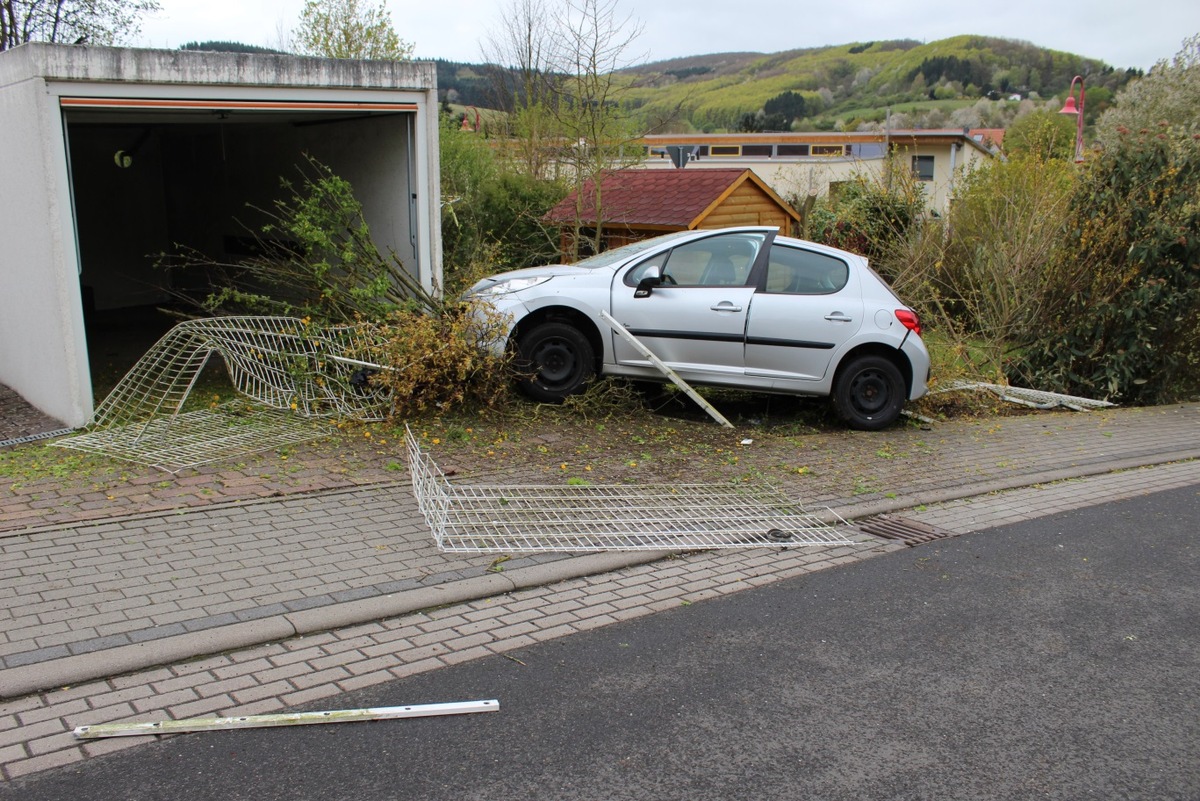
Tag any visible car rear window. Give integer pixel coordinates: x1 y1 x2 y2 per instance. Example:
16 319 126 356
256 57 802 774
763 245 849 294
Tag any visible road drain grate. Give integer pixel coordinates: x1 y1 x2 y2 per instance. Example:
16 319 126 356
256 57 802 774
0 428 76 449
856 515 957 546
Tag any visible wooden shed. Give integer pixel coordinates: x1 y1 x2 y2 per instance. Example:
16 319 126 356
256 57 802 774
544 168 801 260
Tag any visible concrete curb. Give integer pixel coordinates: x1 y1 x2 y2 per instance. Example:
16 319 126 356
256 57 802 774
2 450 1196 699
0 619 294 699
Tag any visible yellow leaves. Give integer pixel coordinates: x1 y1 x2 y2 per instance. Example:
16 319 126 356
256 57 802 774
366 305 509 418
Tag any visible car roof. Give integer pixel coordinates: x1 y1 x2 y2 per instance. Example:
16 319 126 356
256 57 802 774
570 227 866 271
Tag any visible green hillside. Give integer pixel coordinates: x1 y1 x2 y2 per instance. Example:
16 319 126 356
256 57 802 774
438 35 1142 134
618 35 1138 132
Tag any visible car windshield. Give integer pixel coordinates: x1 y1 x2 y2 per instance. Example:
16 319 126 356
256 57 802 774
572 231 696 269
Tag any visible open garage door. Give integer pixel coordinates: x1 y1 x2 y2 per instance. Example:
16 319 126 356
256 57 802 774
61 96 425 392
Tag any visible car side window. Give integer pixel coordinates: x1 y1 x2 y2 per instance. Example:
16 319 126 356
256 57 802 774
625 233 763 288
624 252 669 286
764 245 849 294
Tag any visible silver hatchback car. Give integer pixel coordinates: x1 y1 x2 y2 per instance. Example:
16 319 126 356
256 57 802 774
468 227 930 430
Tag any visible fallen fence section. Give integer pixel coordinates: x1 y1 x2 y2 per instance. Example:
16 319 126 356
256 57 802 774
53 316 392 472
937 381 1114 411
74 700 499 739
55 403 328 474
405 426 854 552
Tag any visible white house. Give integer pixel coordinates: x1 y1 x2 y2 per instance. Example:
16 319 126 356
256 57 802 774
640 130 995 219
0 43 441 427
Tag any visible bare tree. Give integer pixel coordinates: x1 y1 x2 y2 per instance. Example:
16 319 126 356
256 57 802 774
292 0 413 60
550 0 646 258
481 0 558 178
1 0 160 51
482 0 648 260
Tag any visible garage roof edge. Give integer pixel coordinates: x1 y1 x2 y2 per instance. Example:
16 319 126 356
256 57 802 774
0 43 436 92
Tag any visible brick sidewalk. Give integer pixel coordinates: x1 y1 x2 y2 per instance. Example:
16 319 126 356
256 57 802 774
2 402 1197 687
3 457 1199 781
1 402 1198 780
4 403 1198 535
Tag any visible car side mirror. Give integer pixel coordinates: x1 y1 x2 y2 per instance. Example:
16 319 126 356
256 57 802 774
634 276 661 298
634 267 663 298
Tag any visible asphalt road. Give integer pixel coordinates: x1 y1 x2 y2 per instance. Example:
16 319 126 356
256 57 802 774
6 484 1199 801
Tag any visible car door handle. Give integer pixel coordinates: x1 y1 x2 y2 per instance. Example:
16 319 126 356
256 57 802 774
824 312 853 322
710 302 743 312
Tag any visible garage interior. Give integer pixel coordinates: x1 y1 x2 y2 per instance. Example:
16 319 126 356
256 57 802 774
63 102 422 397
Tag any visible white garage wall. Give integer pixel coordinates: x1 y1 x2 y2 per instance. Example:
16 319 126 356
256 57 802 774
0 43 440 427
0 47 93 426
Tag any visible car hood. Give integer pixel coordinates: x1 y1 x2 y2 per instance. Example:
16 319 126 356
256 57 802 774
468 264 601 294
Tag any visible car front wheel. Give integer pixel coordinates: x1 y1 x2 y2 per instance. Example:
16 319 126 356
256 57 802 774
515 322 595 402
832 355 906 430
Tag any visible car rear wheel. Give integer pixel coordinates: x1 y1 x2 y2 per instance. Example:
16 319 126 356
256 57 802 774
515 322 595 402
832 355 906 430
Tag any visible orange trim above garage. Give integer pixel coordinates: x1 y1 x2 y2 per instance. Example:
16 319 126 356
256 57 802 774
60 97 418 112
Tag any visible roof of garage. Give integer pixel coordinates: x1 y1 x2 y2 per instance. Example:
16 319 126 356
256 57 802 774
0 42 435 91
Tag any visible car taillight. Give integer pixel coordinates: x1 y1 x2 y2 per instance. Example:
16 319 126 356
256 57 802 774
895 309 921 335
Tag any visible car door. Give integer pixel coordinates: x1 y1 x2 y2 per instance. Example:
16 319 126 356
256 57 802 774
608 232 766 378
744 242 864 381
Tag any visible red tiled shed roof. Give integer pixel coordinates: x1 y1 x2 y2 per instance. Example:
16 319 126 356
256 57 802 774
545 168 767 228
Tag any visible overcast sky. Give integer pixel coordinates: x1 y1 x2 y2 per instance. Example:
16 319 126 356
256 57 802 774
134 0 1199 72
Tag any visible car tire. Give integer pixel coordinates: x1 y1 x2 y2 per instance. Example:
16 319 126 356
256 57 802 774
832 355 906 430
515 322 595 402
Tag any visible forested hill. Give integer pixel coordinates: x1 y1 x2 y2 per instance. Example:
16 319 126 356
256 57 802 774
436 34 1143 132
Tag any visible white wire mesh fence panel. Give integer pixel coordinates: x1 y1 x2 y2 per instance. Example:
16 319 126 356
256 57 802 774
405 426 854 552
936 381 1114 411
56 405 328 474
55 317 394 471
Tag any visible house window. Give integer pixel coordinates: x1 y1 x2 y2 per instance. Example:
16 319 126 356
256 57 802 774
710 145 740 157
811 144 847 157
912 155 935 181
776 144 810 156
741 145 773 157
852 143 886 158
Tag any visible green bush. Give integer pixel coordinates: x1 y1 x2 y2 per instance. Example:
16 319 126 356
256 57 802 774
803 160 926 272
1003 110 1077 161
439 118 565 291
1011 126 1200 402
932 153 1076 367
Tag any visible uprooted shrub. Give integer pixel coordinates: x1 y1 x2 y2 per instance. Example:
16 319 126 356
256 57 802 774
157 157 514 417
363 302 512 417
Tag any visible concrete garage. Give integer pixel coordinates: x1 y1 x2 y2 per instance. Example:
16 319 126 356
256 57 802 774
0 44 442 428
